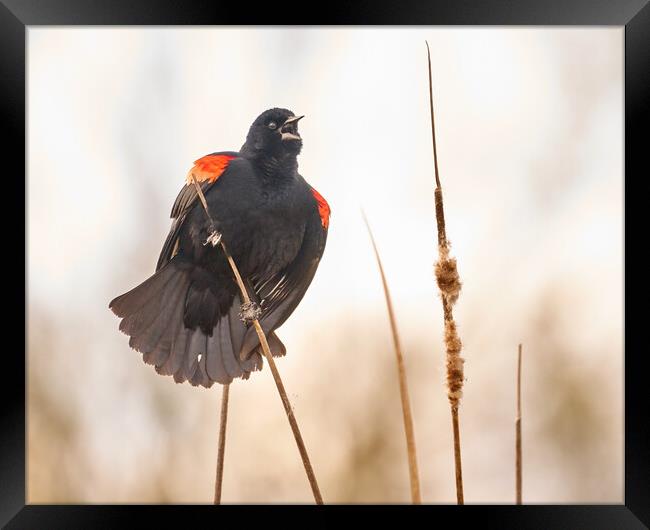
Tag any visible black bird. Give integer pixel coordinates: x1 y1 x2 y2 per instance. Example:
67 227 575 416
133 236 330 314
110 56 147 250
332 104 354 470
109 108 330 388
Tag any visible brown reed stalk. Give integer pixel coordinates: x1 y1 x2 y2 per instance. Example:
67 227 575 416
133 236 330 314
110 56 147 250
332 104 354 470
516 344 522 504
189 174 323 505
362 210 422 504
213 383 230 504
425 40 465 505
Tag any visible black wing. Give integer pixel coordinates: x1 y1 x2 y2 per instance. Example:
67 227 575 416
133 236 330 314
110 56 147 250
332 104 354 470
239 199 328 357
156 151 238 271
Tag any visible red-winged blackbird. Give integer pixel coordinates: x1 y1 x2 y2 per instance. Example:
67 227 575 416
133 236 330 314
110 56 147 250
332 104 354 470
109 108 330 388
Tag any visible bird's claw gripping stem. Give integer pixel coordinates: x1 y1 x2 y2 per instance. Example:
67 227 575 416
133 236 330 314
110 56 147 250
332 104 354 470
204 230 222 247
239 301 262 323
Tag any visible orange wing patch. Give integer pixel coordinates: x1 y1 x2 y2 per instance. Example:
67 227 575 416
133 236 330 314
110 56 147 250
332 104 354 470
310 187 330 229
186 154 237 185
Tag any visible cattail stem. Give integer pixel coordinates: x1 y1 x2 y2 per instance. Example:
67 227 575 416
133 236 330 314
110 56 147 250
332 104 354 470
516 344 523 504
190 174 323 505
214 384 230 504
451 406 464 503
256 329 323 504
362 211 422 504
426 40 465 505
223 252 323 505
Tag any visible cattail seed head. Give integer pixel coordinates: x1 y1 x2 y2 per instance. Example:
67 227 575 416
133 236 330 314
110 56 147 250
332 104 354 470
435 246 462 306
445 319 464 406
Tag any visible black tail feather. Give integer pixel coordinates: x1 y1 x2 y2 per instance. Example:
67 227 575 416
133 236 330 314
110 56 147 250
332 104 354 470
128 272 189 354
220 314 243 379
206 321 230 384
110 264 177 318
111 257 285 388
157 325 190 377
183 328 205 383
144 296 186 369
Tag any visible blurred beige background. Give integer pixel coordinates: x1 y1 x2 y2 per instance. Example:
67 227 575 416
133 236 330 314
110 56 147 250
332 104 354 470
27 27 623 503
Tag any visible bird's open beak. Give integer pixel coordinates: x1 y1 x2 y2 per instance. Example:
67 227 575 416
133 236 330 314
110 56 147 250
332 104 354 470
281 115 304 141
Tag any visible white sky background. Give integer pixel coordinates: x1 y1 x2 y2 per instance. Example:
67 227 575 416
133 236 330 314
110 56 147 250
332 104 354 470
27 28 623 503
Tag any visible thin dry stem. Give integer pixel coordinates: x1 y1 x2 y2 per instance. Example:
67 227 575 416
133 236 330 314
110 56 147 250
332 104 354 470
451 406 464 504
362 210 422 504
426 40 465 505
427 42 441 190
213 383 230 504
225 254 323 505
516 344 523 504
190 174 323 505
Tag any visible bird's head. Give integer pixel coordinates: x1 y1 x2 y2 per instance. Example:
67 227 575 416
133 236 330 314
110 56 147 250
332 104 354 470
242 108 304 158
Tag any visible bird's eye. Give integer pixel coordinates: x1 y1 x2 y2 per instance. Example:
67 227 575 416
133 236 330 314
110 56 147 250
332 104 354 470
268 122 277 130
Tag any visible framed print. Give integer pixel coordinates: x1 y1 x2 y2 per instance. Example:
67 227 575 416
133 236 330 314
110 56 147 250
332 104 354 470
4 0 649 527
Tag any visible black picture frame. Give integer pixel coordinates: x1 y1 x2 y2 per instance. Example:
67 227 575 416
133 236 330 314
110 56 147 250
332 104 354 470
4 1 648 527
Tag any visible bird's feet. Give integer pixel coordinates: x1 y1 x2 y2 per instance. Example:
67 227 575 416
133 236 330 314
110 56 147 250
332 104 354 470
239 301 262 323
204 230 222 247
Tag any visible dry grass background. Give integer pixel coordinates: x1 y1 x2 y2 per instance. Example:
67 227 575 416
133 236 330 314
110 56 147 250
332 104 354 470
27 27 622 503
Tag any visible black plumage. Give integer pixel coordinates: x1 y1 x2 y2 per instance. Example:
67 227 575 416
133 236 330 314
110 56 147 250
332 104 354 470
110 108 329 387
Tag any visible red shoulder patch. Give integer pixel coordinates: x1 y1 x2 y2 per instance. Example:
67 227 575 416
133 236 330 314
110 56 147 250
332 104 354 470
310 187 330 229
186 154 237 185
